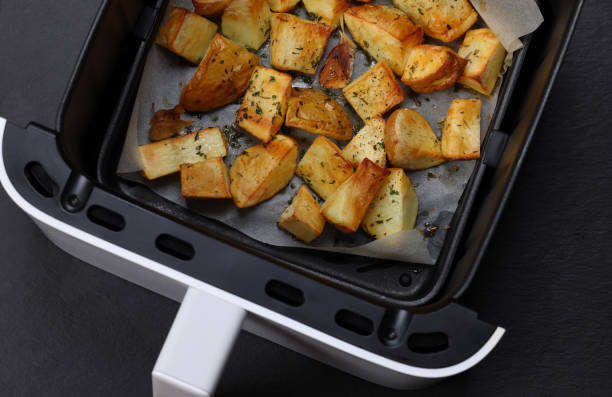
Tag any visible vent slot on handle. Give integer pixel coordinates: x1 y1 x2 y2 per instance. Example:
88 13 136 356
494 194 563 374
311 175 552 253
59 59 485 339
24 162 58 198
155 234 195 261
265 280 304 307
407 332 449 354
87 205 126 232
335 309 374 336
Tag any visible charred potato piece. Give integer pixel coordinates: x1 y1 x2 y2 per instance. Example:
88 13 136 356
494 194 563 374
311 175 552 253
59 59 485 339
229 135 298 208
362 168 418 239
342 117 386 168
222 0 271 50
303 0 349 29
268 0 301 13
320 159 390 233
270 13 331 75
392 0 478 43
139 127 228 180
457 29 507 96
278 185 325 243
180 158 231 198
192 0 232 17
296 136 354 200
441 98 481 160
385 108 444 170
343 60 404 122
236 66 293 142
402 45 466 93
319 31 356 89
344 4 423 76
285 88 353 141
156 7 217 64
148 105 192 141
180 34 260 112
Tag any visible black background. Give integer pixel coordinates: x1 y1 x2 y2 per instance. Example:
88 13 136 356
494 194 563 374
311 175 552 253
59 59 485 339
1 2 611 396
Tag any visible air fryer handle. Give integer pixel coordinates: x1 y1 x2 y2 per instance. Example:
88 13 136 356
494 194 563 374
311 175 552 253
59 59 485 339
152 287 245 397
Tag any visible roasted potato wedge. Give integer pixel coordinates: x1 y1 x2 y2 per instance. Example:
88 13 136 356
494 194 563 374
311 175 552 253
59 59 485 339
180 158 231 198
303 0 349 29
139 127 228 180
180 34 260 112
385 108 445 170
148 105 193 141
192 0 232 17
270 13 331 74
236 66 293 143
268 0 301 12
457 28 507 96
343 60 404 121
278 185 325 243
320 159 390 233
319 31 356 89
222 0 271 50
344 4 423 76
441 98 481 160
285 88 353 141
296 136 354 200
402 45 466 93
230 135 298 208
392 0 478 43
362 168 418 239
156 7 217 64
342 117 386 168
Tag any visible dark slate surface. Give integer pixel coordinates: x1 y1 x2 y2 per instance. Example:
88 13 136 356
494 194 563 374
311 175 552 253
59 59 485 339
1 1 611 396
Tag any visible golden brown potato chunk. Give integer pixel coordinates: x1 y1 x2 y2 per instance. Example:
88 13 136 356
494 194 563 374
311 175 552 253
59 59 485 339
229 135 298 208
392 0 478 42
270 13 331 75
343 60 404 121
401 45 466 92
303 0 349 29
139 127 228 180
156 7 217 64
362 168 418 239
278 185 326 243
385 108 445 170
320 159 390 233
180 34 260 112
344 4 423 76
180 158 232 199
457 29 507 96
236 66 293 143
285 88 353 141
192 0 232 17
222 0 271 50
319 31 356 89
441 98 481 160
342 117 386 168
296 136 354 200
148 105 192 142
268 0 301 13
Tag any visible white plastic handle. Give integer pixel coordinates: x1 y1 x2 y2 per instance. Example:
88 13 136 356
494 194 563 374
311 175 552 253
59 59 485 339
152 287 246 397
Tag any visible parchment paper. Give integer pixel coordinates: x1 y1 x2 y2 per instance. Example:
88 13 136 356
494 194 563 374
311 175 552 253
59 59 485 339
117 0 535 265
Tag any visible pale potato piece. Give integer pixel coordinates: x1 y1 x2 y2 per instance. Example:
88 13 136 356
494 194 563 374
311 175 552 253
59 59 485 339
392 0 478 43
270 13 331 74
318 31 356 89
285 88 353 141
156 7 217 64
342 117 386 168
139 127 228 180
402 45 466 93
441 98 481 160
385 108 445 170
229 135 298 208
362 168 418 239
180 158 231 198
320 159 390 233
344 4 423 76
236 66 292 142
192 0 232 16
180 34 260 112
222 0 271 50
457 28 507 96
268 0 301 12
343 60 404 121
303 0 349 29
278 185 325 243
296 136 354 200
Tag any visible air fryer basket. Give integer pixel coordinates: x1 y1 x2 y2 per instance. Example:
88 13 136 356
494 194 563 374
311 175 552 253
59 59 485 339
1 0 583 370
